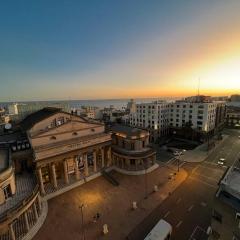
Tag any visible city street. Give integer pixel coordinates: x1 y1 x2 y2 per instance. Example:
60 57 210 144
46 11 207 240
127 129 240 240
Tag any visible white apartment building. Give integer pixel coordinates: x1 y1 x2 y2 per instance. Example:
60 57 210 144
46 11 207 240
129 100 170 142
129 99 221 142
169 101 217 132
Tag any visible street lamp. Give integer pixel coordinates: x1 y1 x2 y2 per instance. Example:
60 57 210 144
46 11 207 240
144 160 148 199
177 149 186 172
79 204 86 240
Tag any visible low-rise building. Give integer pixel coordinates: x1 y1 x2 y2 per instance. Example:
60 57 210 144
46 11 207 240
226 106 240 128
7 101 70 122
210 157 240 239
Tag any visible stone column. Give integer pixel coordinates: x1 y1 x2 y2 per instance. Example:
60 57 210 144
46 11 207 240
107 147 112 167
37 167 45 195
37 194 42 212
9 223 15 240
101 148 105 168
75 157 80 180
24 211 29 231
51 163 58 188
152 154 156 164
33 202 38 220
93 151 97 172
112 154 115 166
63 160 69 184
84 154 89 177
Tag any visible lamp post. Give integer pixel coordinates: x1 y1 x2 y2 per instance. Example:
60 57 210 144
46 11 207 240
144 160 148 199
177 149 186 172
79 204 86 240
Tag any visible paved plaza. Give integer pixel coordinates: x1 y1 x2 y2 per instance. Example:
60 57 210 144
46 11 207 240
34 166 187 240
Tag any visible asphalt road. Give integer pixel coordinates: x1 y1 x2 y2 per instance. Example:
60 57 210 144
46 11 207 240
127 129 240 240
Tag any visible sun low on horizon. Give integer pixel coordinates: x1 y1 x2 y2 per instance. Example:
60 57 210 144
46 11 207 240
0 0 240 101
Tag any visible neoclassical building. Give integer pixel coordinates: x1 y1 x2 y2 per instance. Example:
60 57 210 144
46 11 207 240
21 107 112 197
111 125 157 173
0 108 158 240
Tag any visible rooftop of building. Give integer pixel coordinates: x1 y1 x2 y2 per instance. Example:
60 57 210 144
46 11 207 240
219 156 240 209
20 107 63 131
111 124 148 139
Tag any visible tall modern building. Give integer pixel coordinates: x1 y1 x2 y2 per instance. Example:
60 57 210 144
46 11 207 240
129 100 170 142
129 97 226 142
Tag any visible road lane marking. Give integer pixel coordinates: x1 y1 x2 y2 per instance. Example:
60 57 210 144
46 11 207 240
188 205 194 212
163 211 170 218
189 176 216 189
191 172 221 182
176 220 183 228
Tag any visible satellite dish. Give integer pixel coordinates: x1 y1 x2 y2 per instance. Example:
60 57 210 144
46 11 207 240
5 123 12 130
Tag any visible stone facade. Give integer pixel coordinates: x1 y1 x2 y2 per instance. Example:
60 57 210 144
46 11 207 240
24 109 112 197
0 147 16 205
111 125 156 172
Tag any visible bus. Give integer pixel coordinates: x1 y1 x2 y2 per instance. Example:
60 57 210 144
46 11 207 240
144 219 172 240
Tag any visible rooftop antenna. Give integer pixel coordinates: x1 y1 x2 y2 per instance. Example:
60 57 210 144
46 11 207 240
197 77 200 96
196 77 201 103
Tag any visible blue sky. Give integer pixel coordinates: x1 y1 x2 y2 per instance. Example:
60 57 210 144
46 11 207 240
0 0 240 101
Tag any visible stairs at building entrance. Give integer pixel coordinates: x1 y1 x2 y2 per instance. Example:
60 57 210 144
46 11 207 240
101 170 119 186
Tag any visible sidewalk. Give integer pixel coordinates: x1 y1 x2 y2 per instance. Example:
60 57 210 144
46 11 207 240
181 135 229 163
34 166 187 240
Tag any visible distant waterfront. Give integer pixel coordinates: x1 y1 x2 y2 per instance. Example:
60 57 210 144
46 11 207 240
1 98 240 110
0 97 179 110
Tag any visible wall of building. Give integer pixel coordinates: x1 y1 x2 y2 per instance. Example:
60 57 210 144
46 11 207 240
129 100 224 142
0 166 16 205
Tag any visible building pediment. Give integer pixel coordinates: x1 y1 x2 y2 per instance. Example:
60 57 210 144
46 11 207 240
33 120 102 138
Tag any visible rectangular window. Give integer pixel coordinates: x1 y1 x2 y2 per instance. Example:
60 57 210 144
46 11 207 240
3 185 12 200
131 143 135 150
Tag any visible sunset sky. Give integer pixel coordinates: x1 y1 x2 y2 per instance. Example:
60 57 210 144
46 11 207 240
0 0 240 101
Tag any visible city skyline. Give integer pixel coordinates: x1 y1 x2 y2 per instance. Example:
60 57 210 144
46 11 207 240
0 0 240 101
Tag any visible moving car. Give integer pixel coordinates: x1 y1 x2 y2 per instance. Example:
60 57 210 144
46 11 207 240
217 158 225 165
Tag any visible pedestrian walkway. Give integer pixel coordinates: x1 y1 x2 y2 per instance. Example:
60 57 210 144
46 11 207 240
181 135 229 163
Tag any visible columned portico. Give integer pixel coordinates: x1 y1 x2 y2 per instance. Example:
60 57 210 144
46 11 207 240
51 163 57 189
107 147 112 167
37 167 45 195
63 160 69 184
101 148 105 168
93 150 97 172
84 153 89 177
75 158 80 180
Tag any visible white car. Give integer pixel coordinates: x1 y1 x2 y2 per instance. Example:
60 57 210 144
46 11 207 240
218 158 225 165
